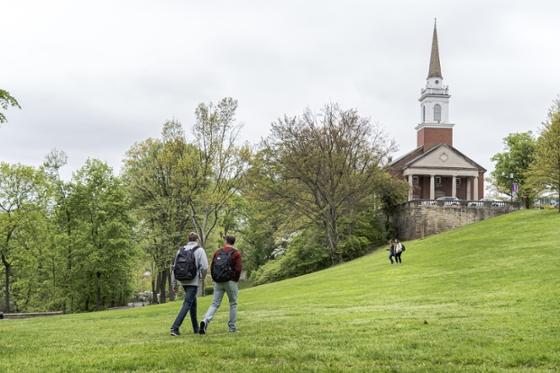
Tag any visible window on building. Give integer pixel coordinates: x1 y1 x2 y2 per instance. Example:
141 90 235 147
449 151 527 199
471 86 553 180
412 176 419 185
422 105 426 122
435 176 442 186
456 178 462 186
434 104 442 122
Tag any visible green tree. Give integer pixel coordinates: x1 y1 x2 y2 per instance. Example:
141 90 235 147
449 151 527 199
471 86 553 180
376 172 409 239
43 149 80 311
69 159 136 311
0 163 47 312
528 111 560 212
0 89 21 124
189 97 249 249
123 122 199 303
257 104 396 264
124 99 248 301
490 132 537 207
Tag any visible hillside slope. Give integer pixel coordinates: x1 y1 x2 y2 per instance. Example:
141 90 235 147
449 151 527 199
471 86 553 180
1 210 559 372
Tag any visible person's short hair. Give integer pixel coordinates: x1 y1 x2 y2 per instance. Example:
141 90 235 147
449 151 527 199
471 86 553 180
225 235 236 245
188 232 199 242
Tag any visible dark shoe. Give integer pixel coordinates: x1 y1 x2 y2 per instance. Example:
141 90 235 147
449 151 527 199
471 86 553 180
170 330 180 337
199 321 207 335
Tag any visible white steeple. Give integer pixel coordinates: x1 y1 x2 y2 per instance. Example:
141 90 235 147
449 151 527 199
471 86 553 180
416 20 454 130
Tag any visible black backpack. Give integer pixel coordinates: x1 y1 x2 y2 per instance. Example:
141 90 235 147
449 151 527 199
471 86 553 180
211 248 235 283
173 246 200 281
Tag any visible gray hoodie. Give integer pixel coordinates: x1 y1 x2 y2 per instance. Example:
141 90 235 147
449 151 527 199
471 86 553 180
171 241 209 288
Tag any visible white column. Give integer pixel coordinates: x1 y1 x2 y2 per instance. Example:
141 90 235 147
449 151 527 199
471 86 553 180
430 175 435 200
452 175 457 198
466 177 471 200
408 175 413 201
473 176 479 200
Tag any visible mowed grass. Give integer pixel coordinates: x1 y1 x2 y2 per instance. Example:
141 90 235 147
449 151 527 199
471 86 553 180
1 210 559 372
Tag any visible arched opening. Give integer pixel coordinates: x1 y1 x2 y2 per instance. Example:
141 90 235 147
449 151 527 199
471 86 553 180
422 105 426 122
434 104 441 122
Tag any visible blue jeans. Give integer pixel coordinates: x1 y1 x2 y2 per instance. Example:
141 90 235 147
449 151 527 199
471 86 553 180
203 281 238 332
171 285 198 333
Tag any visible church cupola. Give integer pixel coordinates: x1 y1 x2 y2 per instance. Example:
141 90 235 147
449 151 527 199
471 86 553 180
416 20 454 149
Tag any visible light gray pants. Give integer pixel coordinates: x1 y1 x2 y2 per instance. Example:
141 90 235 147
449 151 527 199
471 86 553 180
203 281 238 331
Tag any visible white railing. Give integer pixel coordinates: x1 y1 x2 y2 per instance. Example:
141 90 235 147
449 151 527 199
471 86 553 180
404 199 520 209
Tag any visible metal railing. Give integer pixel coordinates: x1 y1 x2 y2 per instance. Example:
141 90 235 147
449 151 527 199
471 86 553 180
403 199 521 209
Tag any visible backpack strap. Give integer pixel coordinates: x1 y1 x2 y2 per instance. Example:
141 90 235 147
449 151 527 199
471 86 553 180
172 246 185 269
192 246 200 269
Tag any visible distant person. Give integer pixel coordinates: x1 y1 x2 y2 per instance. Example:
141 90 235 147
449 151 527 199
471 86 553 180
387 239 396 264
170 232 208 337
394 239 405 264
199 235 242 334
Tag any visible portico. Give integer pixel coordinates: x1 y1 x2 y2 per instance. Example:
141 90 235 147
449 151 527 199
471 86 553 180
398 143 485 201
404 170 480 201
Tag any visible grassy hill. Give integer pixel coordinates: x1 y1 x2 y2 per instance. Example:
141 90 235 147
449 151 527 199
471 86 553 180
1 209 559 372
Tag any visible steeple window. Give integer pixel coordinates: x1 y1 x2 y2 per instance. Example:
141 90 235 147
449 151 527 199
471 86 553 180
422 105 426 122
434 104 441 122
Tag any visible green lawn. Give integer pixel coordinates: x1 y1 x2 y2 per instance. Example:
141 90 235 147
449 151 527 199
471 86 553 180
1 210 559 372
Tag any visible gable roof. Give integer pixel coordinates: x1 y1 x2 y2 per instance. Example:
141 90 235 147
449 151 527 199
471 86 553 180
405 144 486 171
387 146 424 171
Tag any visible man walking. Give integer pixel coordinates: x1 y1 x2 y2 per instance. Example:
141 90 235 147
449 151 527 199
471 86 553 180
199 235 242 334
170 232 208 336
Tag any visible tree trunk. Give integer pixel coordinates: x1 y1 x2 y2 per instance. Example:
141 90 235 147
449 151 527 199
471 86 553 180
66 242 72 312
2 260 10 313
324 209 340 265
167 267 175 301
159 270 167 304
151 273 158 304
95 271 102 311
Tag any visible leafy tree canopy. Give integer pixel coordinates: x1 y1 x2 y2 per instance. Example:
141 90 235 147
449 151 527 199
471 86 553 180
0 89 21 124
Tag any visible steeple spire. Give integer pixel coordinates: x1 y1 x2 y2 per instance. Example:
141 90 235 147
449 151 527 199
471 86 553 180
428 19 442 79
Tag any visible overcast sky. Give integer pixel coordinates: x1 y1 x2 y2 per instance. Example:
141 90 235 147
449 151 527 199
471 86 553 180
1 0 559 181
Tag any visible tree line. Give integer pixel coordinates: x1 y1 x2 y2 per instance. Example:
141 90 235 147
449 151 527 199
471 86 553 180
490 98 560 211
0 97 408 313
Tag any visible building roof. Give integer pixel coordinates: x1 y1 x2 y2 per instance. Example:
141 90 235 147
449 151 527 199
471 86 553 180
388 144 486 173
405 143 486 172
427 20 442 79
387 146 424 170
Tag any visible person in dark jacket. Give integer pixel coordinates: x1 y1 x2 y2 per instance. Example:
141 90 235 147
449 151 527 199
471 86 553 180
170 232 208 336
199 235 242 334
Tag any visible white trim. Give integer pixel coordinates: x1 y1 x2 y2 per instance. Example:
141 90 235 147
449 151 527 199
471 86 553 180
474 176 479 200
452 176 457 198
408 175 413 201
415 123 455 130
404 168 479 177
430 175 435 200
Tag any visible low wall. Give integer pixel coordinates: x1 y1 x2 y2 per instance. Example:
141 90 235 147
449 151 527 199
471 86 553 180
393 200 519 241
0 311 63 319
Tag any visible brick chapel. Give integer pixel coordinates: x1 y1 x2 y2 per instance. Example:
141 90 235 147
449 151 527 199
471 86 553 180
388 22 486 201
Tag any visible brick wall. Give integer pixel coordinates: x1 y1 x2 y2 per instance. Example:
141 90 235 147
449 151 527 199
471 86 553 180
417 127 453 148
